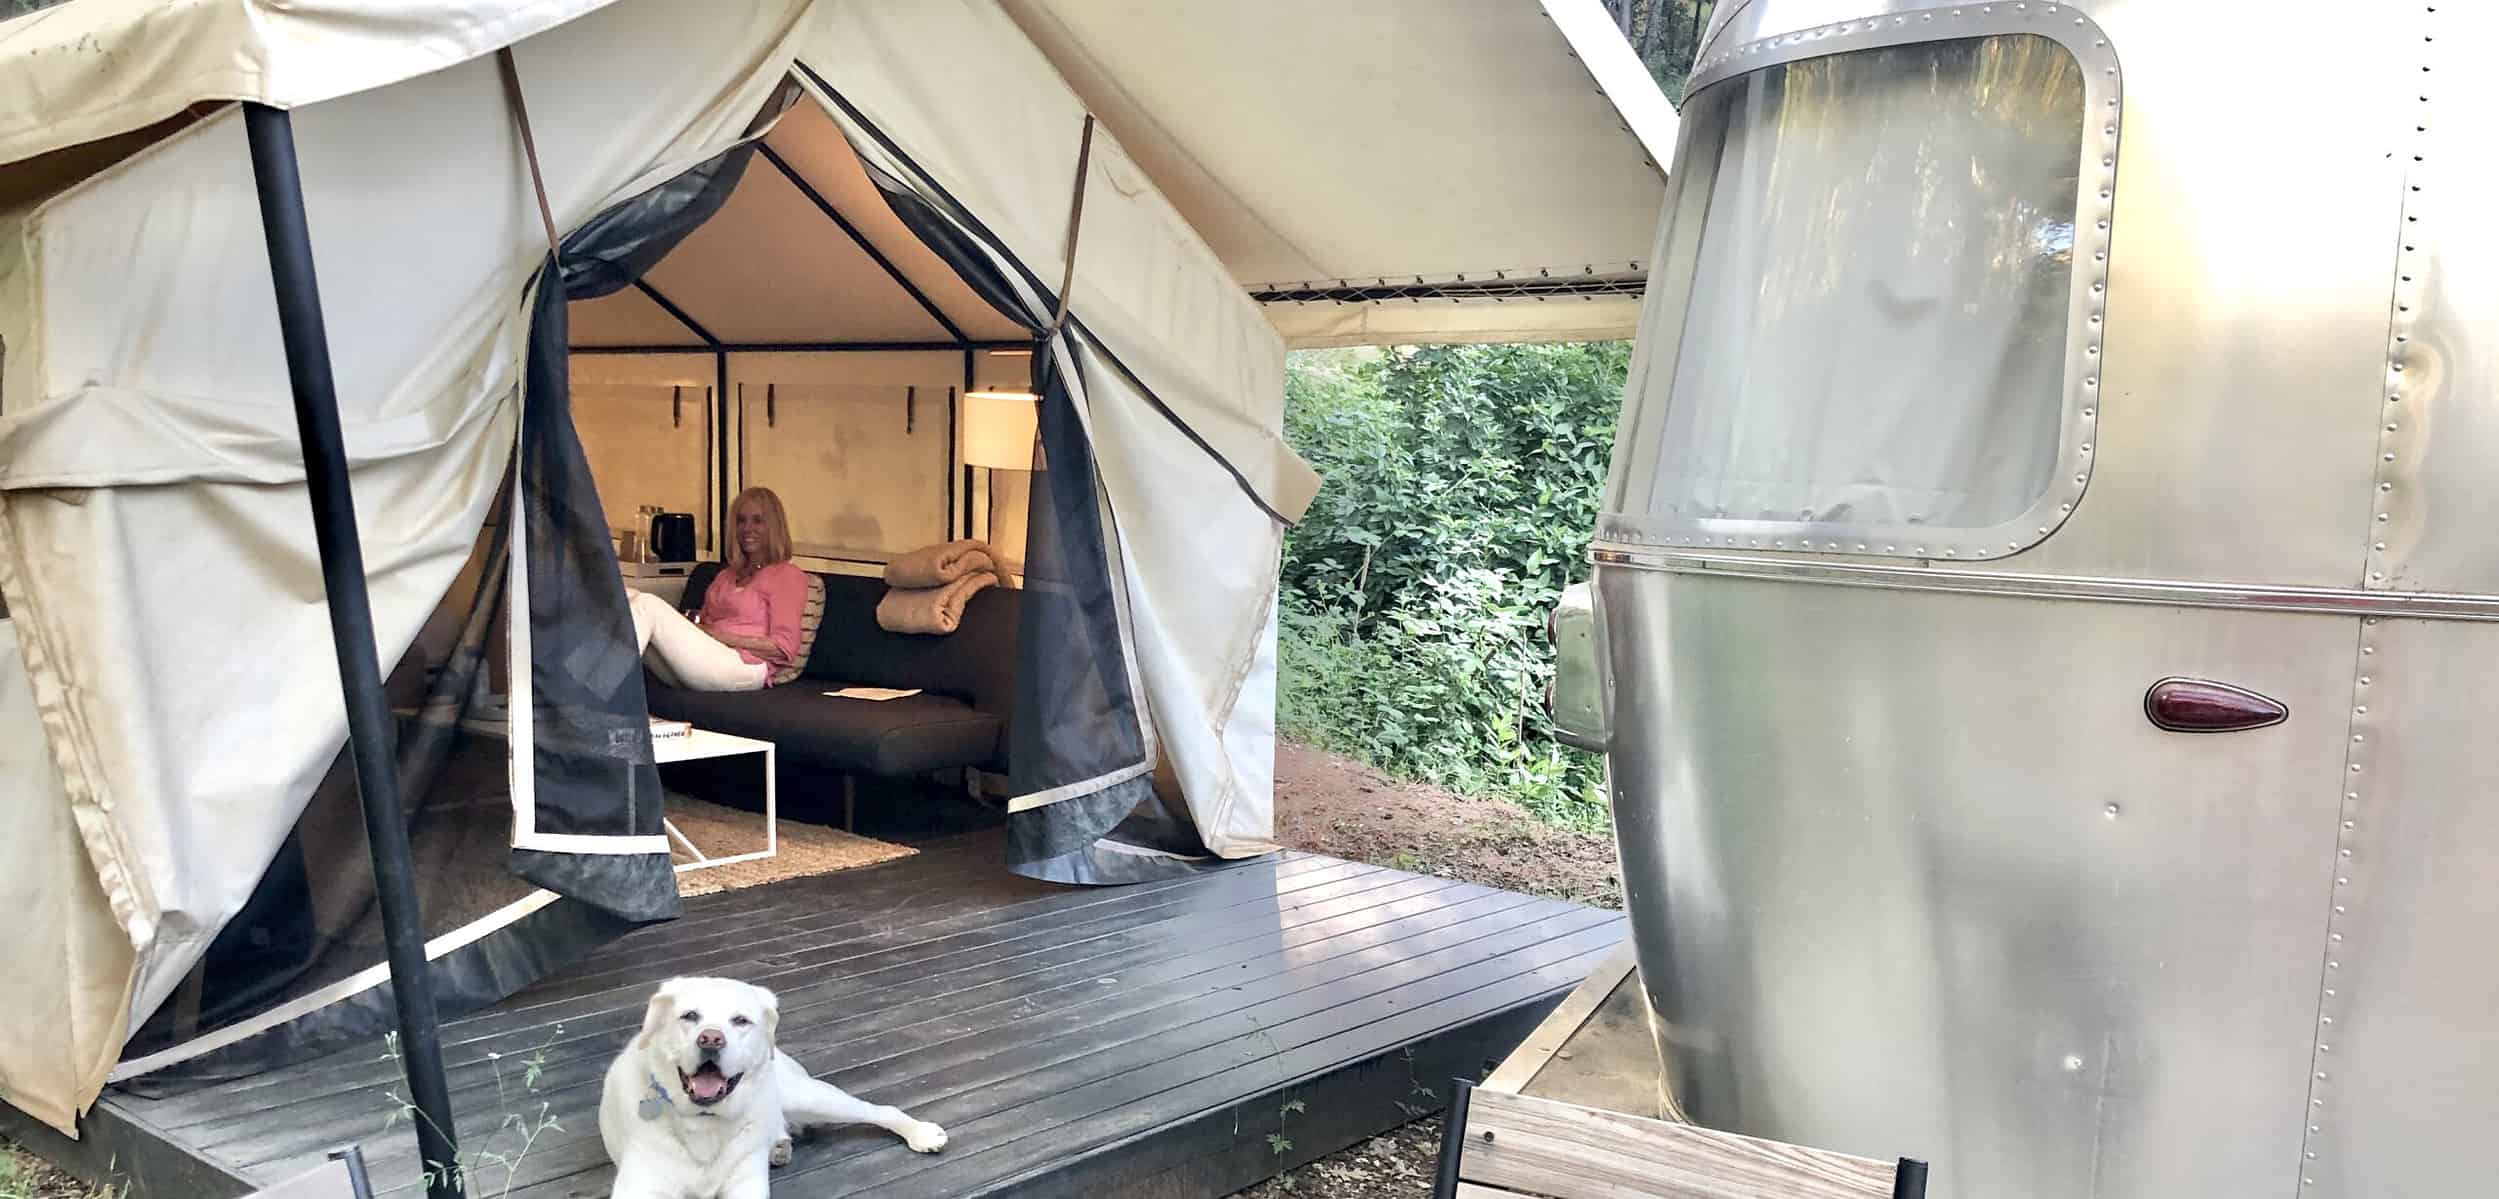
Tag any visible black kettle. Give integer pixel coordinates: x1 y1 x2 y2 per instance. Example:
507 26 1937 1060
649 512 697 563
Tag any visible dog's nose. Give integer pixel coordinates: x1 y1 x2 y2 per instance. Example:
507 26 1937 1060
696 1029 726 1052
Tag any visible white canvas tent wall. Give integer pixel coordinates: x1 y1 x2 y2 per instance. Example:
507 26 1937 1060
0 0 1670 1139
0 0 821 1136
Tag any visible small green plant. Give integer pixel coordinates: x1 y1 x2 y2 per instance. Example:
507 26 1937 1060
1392 1046 1442 1120
380 1023 568 1197
0 1140 124 1199
1268 1096 1307 1157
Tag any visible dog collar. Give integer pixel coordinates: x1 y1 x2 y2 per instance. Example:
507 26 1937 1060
637 1073 676 1121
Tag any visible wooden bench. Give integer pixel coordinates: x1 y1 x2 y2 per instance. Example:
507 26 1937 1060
247 1146 375 1199
1433 1081 1928 1199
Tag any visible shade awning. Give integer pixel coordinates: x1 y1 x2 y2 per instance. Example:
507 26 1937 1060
0 0 630 171
6 0 1676 349
997 0 1676 346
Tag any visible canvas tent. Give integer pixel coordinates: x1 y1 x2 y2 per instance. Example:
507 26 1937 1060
0 0 1670 1139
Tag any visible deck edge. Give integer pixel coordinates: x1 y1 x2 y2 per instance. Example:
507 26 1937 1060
2 1090 255 1199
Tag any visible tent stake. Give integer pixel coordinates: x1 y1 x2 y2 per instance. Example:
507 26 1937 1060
242 102 462 1199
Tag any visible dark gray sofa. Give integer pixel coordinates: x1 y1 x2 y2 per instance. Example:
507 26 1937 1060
645 563 1019 791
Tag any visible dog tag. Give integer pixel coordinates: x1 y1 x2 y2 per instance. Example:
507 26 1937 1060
639 1077 672 1121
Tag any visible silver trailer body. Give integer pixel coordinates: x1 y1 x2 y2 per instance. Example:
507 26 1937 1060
1582 2 2499 1195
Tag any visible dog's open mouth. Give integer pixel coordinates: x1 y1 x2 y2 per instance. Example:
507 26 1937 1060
679 1063 743 1106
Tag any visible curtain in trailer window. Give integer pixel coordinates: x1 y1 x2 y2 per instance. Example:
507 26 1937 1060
1634 34 2086 532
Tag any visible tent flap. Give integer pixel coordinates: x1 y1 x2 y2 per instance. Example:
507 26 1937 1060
0 0 814 1123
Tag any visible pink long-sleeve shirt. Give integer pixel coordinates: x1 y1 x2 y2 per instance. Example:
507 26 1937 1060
699 562 808 668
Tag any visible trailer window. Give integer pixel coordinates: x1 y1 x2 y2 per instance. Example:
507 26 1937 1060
1615 32 2097 553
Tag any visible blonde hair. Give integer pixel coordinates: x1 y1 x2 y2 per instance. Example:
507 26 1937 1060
725 486 794 575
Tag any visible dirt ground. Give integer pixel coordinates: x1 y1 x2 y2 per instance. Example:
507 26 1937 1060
1270 741 1622 912
0 1143 111 1199
1235 741 1622 1199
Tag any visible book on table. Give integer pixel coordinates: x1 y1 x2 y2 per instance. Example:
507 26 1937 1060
649 716 692 739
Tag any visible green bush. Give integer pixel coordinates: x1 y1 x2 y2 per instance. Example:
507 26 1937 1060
1278 343 1626 831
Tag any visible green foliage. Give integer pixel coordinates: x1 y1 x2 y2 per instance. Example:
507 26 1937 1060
1278 343 1626 831
380 1024 566 1197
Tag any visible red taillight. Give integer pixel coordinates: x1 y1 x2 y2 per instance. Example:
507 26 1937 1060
2144 678 2288 733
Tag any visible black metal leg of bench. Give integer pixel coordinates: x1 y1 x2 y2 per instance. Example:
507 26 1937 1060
330 1145 376 1199
1432 1079 1473 1199
842 775 856 832
1893 1157 1930 1199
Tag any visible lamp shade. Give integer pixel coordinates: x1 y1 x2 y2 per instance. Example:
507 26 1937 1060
962 389 1041 470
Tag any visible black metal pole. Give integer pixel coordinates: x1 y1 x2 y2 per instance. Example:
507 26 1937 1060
242 102 463 1199
1892 1157 1931 1199
1430 1079 1473 1199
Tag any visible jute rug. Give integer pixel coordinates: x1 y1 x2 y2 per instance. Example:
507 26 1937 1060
664 794 916 898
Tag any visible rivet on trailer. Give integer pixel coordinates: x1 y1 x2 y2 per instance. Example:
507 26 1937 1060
1526 2 2496 1197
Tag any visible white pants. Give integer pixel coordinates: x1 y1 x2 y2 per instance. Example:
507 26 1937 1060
630 590 769 692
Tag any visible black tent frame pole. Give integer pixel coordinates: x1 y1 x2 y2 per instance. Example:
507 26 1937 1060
241 102 462 1199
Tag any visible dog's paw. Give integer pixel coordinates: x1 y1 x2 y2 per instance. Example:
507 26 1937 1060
901 1121 947 1153
770 1137 794 1167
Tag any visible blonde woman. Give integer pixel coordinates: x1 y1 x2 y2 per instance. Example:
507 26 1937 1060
628 487 808 691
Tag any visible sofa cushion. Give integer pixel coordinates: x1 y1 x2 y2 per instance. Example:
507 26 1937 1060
648 680 1004 777
767 572 827 688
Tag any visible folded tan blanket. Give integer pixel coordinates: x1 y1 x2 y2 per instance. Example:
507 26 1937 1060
876 571 998 635
886 540 996 589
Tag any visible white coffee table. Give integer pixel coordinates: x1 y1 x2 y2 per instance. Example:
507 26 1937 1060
654 727 777 875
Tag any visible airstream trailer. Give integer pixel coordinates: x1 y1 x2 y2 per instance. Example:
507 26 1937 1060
1540 1 2497 1196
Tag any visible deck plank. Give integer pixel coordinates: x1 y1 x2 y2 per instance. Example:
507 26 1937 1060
82 831 1625 1199
816 921 1625 1197
208 858 1403 1168
166 853 1363 1133
445 886 1572 1196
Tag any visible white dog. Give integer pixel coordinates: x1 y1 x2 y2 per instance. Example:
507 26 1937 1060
600 976 946 1198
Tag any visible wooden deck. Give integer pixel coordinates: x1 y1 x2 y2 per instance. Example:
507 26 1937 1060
18 830 1624 1198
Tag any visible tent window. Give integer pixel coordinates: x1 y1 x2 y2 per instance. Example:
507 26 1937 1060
1622 33 2092 543
574 383 714 555
739 382 949 563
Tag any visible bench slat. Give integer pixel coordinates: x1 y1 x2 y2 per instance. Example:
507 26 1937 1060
1460 1088 1898 1199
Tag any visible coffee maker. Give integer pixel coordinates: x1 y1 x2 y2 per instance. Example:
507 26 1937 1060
648 510 697 563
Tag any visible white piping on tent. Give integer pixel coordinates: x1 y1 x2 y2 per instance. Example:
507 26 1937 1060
106 889 562 1084
503 277 668 859
981 152 1168 821
788 29 1294 855
1005 760 1155 815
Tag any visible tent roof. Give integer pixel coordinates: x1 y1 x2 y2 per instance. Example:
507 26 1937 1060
0 0 623 170
569 97 1032 350
3 0 1674 348
999 0 1675 345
